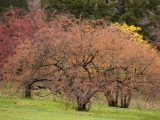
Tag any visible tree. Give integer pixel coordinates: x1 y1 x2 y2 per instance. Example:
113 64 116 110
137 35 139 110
0 0 27 13
154 20 160 50
44 0 160 40
0 7 48 82
2 13 72 98
46 19 159 111
3 39 59 98
103 23 160 108
27 0 41 11
2 11 160 110
1 0 159 41
0 9 32 80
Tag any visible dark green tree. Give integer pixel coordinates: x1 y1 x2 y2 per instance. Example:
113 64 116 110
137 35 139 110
0 0 27 13
43 0 160 40
0 0 160 40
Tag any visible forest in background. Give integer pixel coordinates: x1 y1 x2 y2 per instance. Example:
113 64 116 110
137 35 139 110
0 0 160 41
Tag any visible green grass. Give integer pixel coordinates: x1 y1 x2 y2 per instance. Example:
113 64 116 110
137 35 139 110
0 97 159 120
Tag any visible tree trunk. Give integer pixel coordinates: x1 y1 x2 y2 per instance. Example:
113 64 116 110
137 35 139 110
120 91 132 108
108 99 117 107
76 97 89 111
0 70 2 81
24 83 32 99
105 90 119 107
74 88 96 111
77 102 87 111
27 0 45 20
27 0 42 12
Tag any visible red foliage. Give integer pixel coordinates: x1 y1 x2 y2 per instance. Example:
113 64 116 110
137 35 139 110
2 10 160 110
0 8 44 69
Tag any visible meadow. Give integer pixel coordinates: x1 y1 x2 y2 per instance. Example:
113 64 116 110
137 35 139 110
0 97 159 120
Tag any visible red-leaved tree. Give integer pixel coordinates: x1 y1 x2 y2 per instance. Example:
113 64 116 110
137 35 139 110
0 8 46 80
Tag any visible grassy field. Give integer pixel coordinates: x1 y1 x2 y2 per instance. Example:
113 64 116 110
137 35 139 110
0 97 159 120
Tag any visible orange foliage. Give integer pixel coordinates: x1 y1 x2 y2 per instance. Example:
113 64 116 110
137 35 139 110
2 13 160 110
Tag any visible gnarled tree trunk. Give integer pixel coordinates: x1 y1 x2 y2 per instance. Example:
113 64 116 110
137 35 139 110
0 70 2 81
77 101 87 111
24 83 32 99
24 78 49 99
76 97 89 111
105 90 119 107
120 91 132 108
75 89 96 111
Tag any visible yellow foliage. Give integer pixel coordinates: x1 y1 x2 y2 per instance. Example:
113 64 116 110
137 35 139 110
111 22 160 65
111 23 144 44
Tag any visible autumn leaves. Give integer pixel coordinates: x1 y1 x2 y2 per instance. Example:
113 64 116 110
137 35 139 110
1 11 160 111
